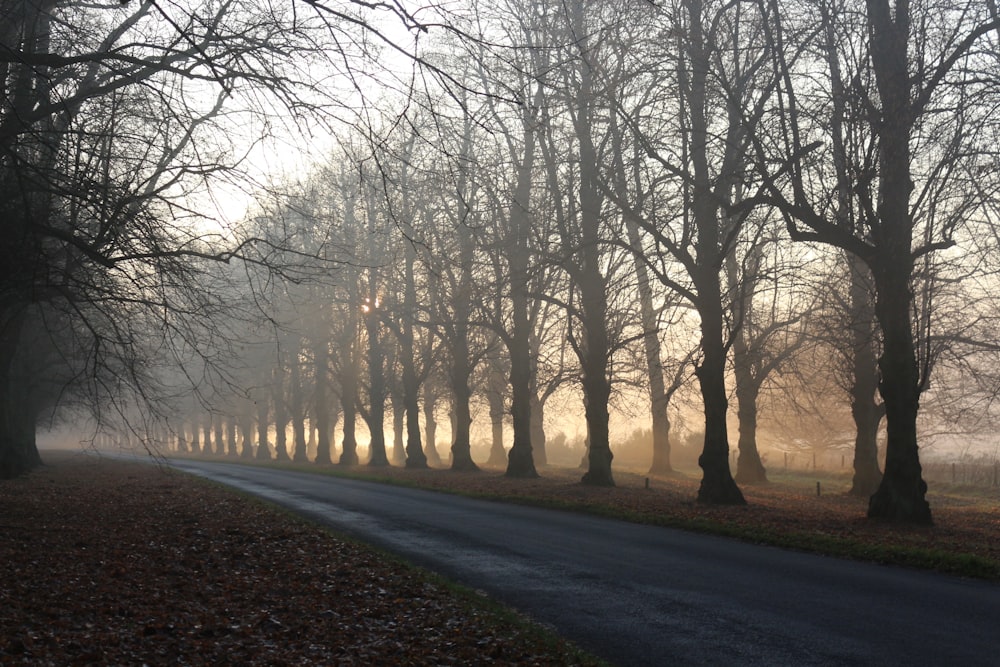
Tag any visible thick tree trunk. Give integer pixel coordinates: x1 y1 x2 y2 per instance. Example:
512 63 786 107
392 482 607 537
727 249 767 485
864 1 931 523
578 260 615 486
580 376 614 487
868 270 930 522
686 0 743 505
402 374 426 469
0 313 42 478
695 299 746 505
203 420 214 456
291 414 307 462
447 109 478 474
406 387 427 468
0 403 42 479
851 397 883 497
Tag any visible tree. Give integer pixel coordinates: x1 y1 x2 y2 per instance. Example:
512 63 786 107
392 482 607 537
609 0 779 503
758 0 1000 522
725 232 809 484
543 0 618 486
464 3 547 478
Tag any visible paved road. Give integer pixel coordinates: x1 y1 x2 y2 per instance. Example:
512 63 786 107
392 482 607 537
168 459 1000 666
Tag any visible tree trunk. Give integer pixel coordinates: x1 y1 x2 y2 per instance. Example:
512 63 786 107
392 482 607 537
401 241 427 470
239 408 254 458
507 295 537 478
365 304 389 467
423 384 442 466
573 19 614 488
213 414 225 457
255 397 271 461
272 371 290 462
687 0 744 505
390 390 406 464
851 395 883 497
579 265 615 487
226 417 238 458
727 247 767 485
868 269 930 522
507 284 538 479
848 256 883 497
695 327 745 504
529 391 547 467
450 363 478 471
486 365 507 467
340 358 360 466
190 417 201 454
864 1 931 523
289 350 308 463
401 368 426 468
505 99 540 480
733 382 767 484
313 339 332 465
201 420 212 456
623 201 672 476
0 312 42 478
175 421 189 454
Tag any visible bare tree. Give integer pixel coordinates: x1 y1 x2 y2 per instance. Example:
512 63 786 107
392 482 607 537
757 0 1000 522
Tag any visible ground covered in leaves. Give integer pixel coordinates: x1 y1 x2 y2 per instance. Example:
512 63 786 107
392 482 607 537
0 453 599 666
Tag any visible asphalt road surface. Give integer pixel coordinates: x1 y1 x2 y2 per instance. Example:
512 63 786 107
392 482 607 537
168 459 1000 666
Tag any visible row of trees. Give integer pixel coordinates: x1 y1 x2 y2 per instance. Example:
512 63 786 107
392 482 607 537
6 0 1000 525
166 0 1000 527
0 0 423 475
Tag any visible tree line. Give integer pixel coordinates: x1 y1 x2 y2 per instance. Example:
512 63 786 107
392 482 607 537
4 0 1000 525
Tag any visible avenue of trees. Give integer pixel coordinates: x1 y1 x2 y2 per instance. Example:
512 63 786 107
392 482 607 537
5 0 1000 525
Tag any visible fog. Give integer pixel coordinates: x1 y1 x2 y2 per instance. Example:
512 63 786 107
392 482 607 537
4 0 1000 520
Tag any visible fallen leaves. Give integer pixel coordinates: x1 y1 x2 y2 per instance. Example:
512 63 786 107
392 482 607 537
0 453 596 666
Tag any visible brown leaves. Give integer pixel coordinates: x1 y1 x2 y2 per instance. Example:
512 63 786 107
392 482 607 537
0 453 594 666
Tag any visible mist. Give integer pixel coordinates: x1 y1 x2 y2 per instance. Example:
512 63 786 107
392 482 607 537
3 0 1000 524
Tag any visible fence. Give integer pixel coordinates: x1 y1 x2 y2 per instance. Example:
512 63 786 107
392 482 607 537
922 460 1000 487
743 449 1000 488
